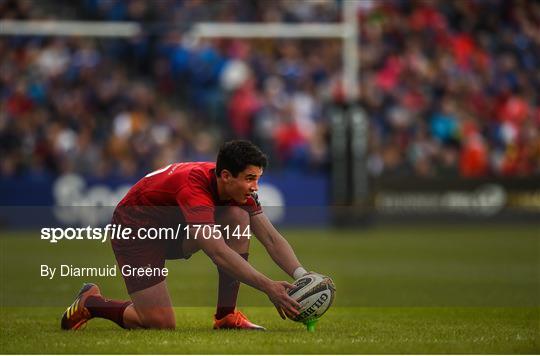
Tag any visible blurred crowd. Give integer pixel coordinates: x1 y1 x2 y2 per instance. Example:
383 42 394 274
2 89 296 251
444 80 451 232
1 0 539 179
359 0 540 178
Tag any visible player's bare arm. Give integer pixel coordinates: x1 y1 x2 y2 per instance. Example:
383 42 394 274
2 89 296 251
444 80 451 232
192 225 301 317
250 213 302 278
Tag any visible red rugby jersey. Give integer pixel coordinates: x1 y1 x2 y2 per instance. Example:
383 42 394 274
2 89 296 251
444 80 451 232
113 162 262 227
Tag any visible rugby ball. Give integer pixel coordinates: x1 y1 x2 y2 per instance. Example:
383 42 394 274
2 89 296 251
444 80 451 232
287 273 336 323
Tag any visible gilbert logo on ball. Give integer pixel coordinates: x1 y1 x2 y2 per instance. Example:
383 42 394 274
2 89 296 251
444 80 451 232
287 273 336 323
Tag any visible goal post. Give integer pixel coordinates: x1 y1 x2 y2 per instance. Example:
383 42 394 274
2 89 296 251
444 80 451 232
188 10 369 220
0 20 141 37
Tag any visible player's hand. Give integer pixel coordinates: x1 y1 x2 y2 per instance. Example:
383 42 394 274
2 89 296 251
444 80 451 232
265 281 301 320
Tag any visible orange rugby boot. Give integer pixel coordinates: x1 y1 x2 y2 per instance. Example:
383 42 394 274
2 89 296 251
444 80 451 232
61 283 101 330
213 310 266 330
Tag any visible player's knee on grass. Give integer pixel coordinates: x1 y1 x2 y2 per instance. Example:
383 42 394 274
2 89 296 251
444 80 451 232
138 310 176 329
129 281 175 329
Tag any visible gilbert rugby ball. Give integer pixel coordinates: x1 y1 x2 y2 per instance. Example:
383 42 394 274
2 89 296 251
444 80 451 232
287 273 336 322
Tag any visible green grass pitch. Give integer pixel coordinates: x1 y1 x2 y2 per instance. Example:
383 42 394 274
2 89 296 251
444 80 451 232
1 224 539 353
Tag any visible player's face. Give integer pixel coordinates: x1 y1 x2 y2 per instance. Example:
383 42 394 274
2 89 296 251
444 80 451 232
224 165 263 203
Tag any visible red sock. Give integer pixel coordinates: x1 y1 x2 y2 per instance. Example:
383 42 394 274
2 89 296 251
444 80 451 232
86 295 132 328
215 252 248 320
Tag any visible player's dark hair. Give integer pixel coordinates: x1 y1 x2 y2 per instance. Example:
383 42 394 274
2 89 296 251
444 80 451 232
216 140 268 177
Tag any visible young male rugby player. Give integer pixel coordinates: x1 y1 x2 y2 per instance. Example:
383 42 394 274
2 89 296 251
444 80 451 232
61 140 310 330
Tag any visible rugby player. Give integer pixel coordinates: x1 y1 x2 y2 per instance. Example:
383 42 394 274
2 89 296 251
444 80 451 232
61 140 311 330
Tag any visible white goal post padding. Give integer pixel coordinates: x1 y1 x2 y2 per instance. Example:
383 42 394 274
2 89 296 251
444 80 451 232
0 20 141 37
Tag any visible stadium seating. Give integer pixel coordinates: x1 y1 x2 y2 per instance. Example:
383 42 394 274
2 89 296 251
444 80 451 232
1 0 539 178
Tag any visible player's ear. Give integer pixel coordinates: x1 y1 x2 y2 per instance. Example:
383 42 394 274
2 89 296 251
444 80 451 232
221 169 232 181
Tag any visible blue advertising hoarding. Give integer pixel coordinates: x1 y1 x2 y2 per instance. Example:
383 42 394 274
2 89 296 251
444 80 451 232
0 172 330 228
